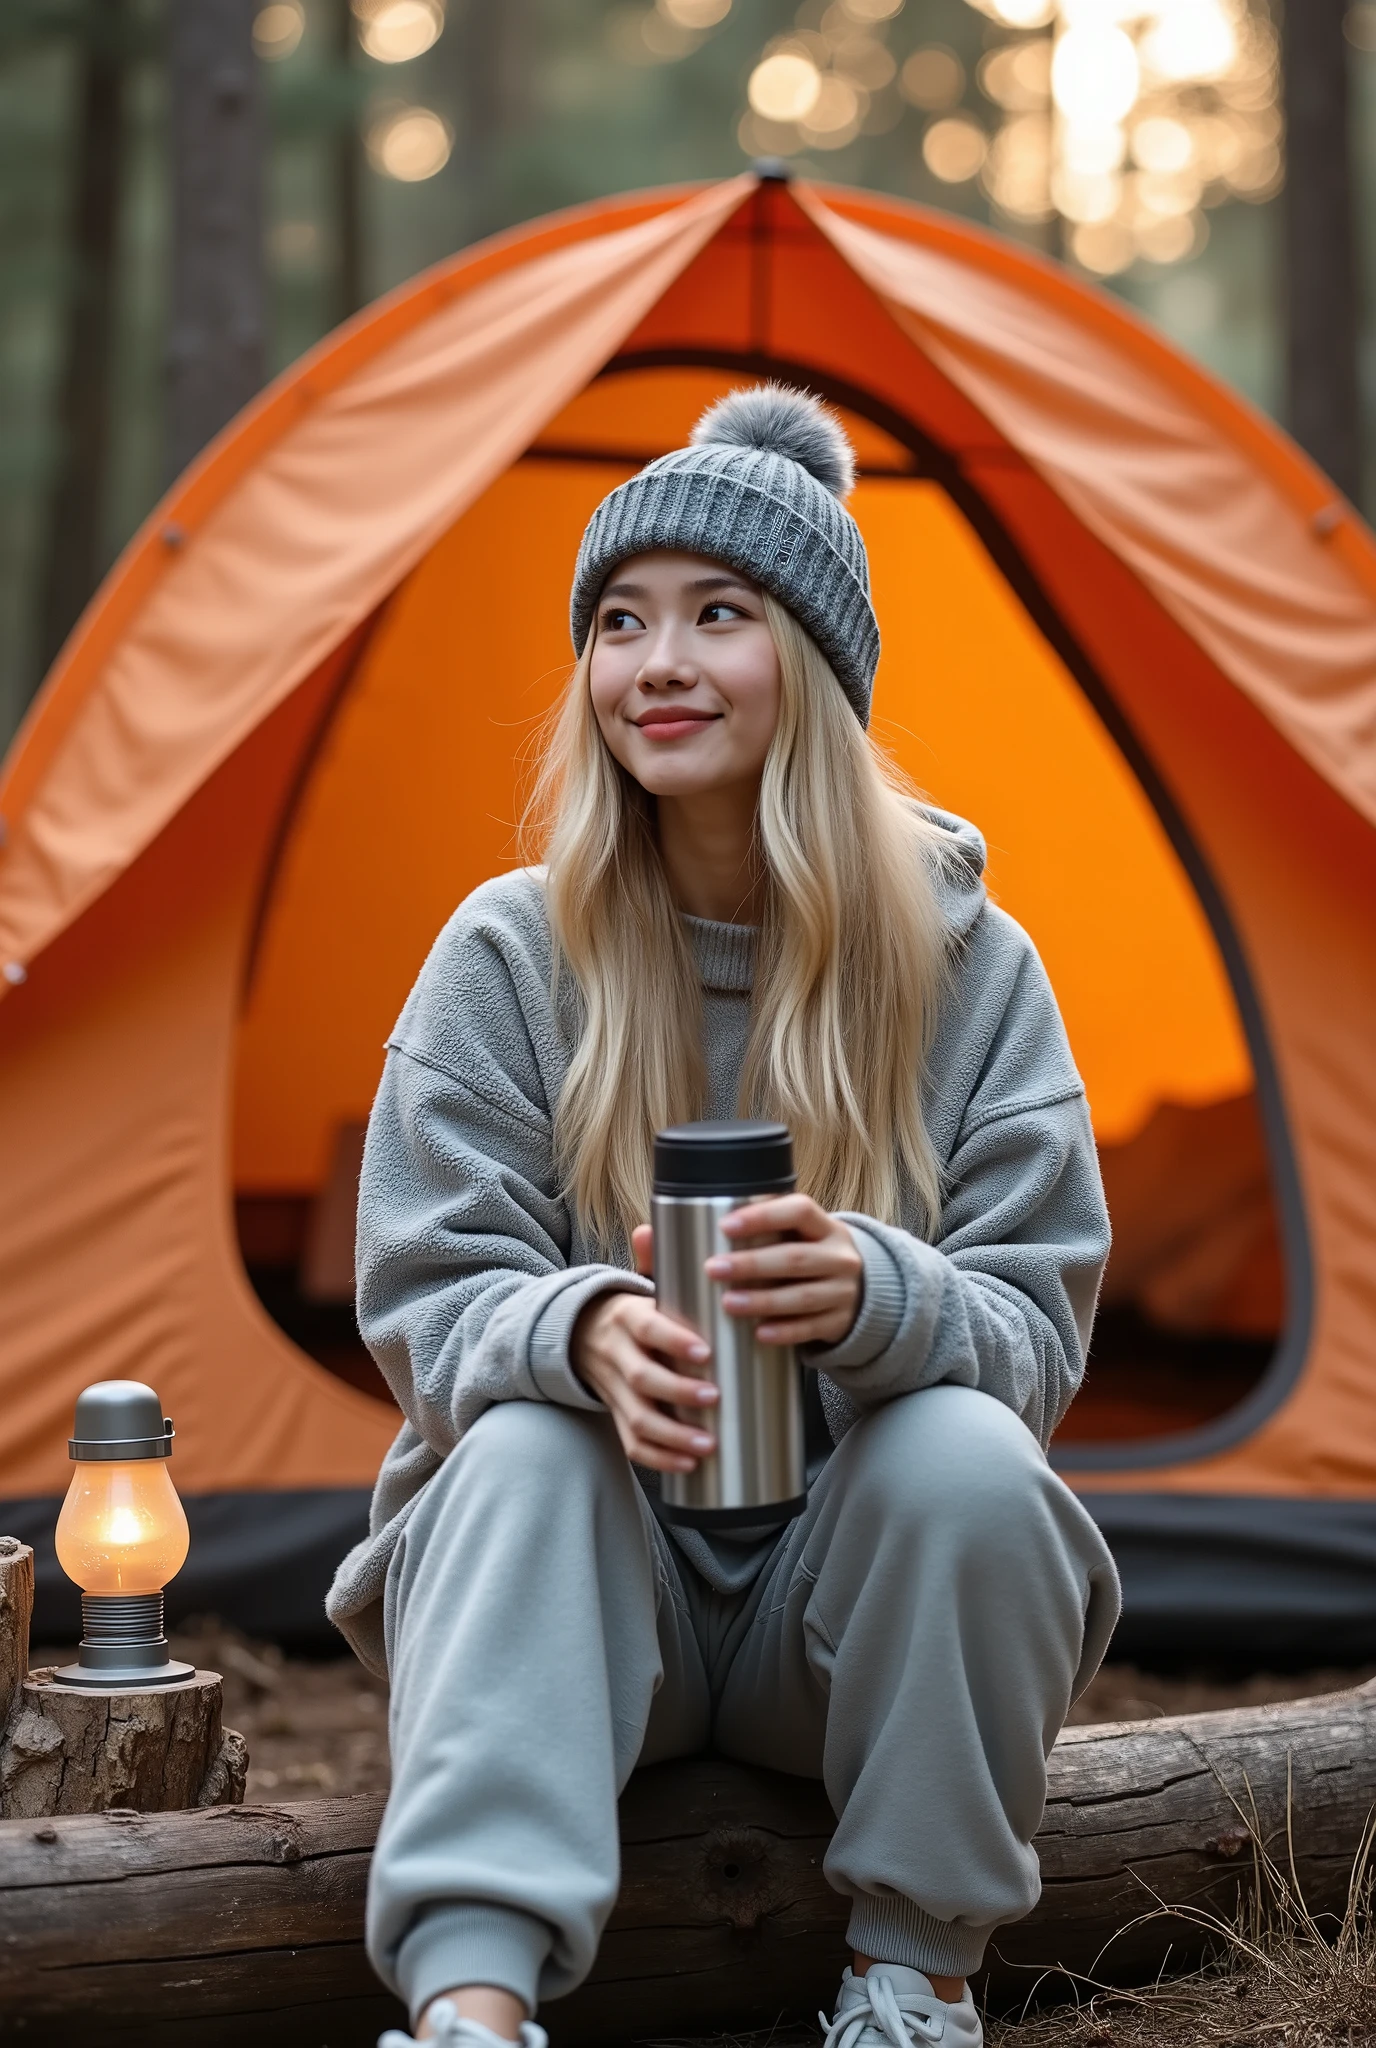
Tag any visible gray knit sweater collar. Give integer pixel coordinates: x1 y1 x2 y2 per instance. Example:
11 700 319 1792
682 913 756 993
675 805 988 996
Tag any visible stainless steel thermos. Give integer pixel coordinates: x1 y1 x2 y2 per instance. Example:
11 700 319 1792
652 1119 807 1526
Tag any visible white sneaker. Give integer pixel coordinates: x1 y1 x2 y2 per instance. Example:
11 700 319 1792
379 2005 548 2048
821 1963 982 2048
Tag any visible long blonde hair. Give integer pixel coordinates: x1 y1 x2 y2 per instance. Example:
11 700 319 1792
523 594 953 1251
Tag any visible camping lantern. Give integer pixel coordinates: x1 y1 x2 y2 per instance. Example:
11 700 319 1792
53 1381 194 1688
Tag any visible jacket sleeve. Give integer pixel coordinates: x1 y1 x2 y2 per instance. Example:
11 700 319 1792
355 904 649 1458
807 912 1110 1449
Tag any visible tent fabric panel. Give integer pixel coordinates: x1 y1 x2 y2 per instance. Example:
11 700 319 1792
0 665 397 1501
0 181 752 982
0 187 719 837
800 193 1376 832
814 182 1376 583
992 462 1376 1493
3 1488 370 1652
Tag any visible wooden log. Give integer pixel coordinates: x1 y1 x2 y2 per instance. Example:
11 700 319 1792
0 1669 248 1820
2 1684 1374 2046
0 1540 33 1729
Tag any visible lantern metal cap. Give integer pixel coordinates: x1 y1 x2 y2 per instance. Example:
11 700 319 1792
69 1380 174 1462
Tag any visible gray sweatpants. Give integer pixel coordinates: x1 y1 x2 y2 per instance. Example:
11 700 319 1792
370 1386 1120 2024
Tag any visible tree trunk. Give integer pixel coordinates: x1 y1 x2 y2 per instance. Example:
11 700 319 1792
35 6 126 676
1 1683 1375 2044
1282 0 1362 505
452 0 529 244
331 0 363 323
166 0 266 480
0 1669 247 1820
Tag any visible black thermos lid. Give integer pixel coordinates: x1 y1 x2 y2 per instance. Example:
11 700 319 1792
653 1119 796 1197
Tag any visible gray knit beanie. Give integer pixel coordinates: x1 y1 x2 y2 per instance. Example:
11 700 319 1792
569 383 879 726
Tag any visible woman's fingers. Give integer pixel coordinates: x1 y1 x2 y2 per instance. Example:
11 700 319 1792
590 1299 719 1471
604 1370 716 1469
621 1352 718 1411
722 1280 846 1321
708 1239 853 1285
623 1298 712 1365
721 1193 830 1241
630 1224 654 1278
626 1398 716 1458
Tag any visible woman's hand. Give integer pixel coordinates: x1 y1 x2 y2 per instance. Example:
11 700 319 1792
706 1195 862 1348
571 1291 720 1473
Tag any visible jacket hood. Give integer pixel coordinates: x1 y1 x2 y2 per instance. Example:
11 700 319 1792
918 804 988 940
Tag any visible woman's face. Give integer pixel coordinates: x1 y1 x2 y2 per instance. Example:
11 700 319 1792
588 551 781 800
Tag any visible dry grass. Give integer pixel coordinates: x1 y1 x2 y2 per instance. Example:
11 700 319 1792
986 1790 1376 2047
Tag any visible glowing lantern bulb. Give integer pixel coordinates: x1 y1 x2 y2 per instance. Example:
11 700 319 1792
55 1458 189 1594
53 1381 195 1690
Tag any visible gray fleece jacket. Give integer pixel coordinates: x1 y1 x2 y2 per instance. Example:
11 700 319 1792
326 807 1110 1673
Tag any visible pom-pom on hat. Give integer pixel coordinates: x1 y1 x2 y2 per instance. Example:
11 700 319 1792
569 383 879 725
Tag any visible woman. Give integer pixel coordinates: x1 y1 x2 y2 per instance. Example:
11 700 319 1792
330 386 1121 2048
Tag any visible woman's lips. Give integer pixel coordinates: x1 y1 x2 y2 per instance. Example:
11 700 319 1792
634 713 720 742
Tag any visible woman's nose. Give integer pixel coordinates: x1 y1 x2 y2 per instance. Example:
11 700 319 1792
636 638 697 689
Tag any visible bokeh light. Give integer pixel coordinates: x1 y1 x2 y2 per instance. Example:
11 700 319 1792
252 1 305 61
1140 3 1237 83
983 112 1054 219
355 0 444 64
728 0 1279 288
365 105 454 180
1052 27 1140 124
659 0 731 24
924 115 989 182
802 74 864 146
1071 217 1135 276
900 47 965 112
967 0 1056 26
748 51 822 123
961 0 1281 279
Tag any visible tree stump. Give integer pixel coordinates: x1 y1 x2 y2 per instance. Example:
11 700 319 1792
0 1539 33 1728
0 1538 247 1818
1 1669 249 1820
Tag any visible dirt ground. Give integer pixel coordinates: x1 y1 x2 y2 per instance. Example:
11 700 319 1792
30 1620 1371 1805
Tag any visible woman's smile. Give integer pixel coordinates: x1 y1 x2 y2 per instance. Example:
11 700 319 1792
633 705 722 742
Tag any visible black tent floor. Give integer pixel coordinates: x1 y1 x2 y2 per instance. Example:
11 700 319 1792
0 1488 370 1652
3 1486 1376 1668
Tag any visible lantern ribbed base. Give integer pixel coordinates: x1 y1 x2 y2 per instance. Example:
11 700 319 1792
54 1591 195 1690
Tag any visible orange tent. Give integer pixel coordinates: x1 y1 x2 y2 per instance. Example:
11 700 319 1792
3 172 1374 1657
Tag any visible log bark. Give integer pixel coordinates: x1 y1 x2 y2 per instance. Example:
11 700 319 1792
1 1683 1374 2045
0 1540 33 1729
0 1669 248 1820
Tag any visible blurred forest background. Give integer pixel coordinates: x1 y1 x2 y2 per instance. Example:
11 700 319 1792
1 0 1373 747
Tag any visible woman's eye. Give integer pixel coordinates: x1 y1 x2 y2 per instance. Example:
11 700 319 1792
700 602 743 624
602 608 642 632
